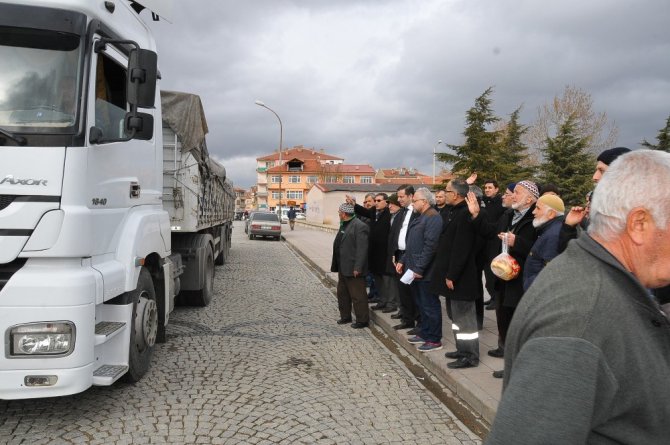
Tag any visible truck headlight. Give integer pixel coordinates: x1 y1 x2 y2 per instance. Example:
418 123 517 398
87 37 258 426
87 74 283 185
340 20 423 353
8 322 75 357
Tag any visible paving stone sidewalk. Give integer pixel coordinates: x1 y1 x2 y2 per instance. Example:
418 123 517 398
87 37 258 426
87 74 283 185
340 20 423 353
283 221 503 427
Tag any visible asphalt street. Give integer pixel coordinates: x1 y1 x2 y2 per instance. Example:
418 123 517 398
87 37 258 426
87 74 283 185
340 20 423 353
0 221 481 445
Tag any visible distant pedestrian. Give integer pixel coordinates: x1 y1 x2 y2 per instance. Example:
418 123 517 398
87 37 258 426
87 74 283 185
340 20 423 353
330 203 370 329
287 206 297 230
486 149 670 444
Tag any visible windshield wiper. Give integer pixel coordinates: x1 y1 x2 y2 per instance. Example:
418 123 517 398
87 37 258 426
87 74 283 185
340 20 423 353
0 127 27 146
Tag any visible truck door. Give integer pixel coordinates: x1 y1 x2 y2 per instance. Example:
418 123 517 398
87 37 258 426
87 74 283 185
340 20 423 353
84 39 161 255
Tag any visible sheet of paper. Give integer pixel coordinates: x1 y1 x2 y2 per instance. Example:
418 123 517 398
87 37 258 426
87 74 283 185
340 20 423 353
400 268 415 285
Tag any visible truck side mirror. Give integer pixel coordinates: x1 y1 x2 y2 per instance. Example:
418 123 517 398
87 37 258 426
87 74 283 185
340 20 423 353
127 49 157 108
125 112 154 140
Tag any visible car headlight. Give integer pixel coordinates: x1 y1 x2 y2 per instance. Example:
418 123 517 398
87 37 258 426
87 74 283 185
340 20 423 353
8 322 75 357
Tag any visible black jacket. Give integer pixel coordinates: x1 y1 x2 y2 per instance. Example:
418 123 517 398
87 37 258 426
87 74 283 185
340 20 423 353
473 204 538 308
354 204 391 275
430 201 480 300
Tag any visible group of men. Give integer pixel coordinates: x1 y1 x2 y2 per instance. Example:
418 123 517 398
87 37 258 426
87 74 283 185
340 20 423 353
331 147 670 443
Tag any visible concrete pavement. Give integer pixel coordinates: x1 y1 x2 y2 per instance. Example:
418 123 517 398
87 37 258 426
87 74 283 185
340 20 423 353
282 221 502 427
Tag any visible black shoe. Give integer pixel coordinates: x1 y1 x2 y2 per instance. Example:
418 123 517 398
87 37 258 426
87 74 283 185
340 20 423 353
492 370 504 379
381 306 398 313
483 298 491 305
485 302 496 310
487 347 504 358
444 351 465 359
351 322 369 329
336 318 352 325
390 313 403 319
371 304 386 311
406 327 419 336
393 322 413 330
447 357 479 369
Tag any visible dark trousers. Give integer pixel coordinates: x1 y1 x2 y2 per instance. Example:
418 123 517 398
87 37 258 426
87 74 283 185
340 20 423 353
495 302 516 349
411 280 442 343
398 280 417 326
337 273 369 323
447 299 480 361
377 274 398 308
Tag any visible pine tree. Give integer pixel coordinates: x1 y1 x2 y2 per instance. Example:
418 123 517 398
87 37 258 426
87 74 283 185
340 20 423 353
540 115 595 206
493 107 535 184
641 115 670 152
437 87 501 181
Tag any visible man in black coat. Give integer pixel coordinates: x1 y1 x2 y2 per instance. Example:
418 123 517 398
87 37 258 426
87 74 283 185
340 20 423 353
431 179 481 368
389 185 420 330
347 193 392 311
466 180 539 378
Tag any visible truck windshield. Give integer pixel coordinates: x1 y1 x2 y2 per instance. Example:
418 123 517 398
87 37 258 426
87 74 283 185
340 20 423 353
0 26 82 132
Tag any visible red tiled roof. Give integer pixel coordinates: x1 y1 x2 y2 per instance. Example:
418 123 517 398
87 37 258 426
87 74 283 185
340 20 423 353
266 160 374 174
257 146 343 161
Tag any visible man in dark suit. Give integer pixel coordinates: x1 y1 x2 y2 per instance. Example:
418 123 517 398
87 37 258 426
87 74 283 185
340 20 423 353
432 179 481 368
390 184 421 330
331 203 370 329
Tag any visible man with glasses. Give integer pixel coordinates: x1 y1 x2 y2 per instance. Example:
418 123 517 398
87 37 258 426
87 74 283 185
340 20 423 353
346 193 393 312
432 179 481 367
396 188 443 351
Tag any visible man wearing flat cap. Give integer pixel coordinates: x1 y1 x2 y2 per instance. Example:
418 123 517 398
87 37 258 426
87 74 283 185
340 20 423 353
331 202 370 328
523 194 565 291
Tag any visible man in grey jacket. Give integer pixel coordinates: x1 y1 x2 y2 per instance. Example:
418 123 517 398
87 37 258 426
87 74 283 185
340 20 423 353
486 149 670 444
331 203 370 329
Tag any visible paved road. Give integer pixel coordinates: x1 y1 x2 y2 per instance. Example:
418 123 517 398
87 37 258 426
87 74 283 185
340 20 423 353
0 222 481 445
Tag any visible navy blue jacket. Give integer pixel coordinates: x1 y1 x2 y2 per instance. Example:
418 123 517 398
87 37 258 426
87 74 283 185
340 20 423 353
399 207 443 278
523 216 564 291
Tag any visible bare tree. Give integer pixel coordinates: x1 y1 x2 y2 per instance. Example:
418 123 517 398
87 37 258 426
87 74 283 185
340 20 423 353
525 85 618 157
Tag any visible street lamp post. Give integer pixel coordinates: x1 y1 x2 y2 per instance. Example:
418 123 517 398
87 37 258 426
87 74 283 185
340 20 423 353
433 140 442 185
255 100 283 216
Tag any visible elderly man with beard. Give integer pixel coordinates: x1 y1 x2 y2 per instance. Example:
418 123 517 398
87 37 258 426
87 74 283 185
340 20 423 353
466 180 539 377
523 194 565 291
486 149 670 445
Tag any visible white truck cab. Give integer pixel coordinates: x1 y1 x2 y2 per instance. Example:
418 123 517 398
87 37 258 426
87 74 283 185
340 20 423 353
0 0 231 399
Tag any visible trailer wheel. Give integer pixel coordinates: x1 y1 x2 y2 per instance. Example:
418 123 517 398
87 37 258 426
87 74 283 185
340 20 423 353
123 267 157 383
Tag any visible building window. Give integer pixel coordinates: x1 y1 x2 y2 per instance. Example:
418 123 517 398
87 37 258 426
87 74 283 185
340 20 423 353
360 176 373 184
286 190 303 199
325 176 338 183
307 176 318 183
271 176 281 183
288 175 301 183
272 191 282 199
343 176 355 184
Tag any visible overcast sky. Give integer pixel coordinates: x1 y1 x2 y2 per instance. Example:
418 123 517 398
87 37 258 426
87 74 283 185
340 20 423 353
147 0 670 188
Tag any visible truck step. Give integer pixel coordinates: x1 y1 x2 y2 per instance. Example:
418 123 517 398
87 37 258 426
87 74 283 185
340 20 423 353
92 364 128 385
94 321 126 345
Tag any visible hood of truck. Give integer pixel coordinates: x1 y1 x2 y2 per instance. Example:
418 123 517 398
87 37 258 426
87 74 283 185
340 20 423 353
0 147 64 263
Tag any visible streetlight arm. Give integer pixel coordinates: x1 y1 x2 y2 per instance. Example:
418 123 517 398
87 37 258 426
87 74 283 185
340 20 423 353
255 100 284 214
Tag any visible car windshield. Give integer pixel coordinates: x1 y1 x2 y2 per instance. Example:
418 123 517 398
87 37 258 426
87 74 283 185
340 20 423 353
0 26 82 131
252 213 279 222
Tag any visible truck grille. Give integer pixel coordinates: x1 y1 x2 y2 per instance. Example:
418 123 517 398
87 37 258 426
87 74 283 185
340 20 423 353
0 258 27 293
0 195 16 211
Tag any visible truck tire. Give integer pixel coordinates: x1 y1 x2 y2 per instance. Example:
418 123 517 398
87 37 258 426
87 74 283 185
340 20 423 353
123 267 158 383
181 240 214 307
215 230 226 266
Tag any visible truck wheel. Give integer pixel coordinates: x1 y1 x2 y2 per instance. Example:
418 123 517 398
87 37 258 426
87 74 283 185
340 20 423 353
123 267 157 383
215 229 226 266
181 242 214 307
